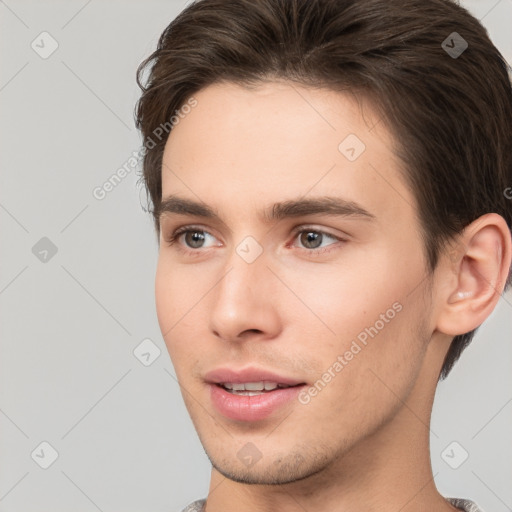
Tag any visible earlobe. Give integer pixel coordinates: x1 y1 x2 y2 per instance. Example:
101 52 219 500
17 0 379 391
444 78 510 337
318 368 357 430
435 213 512 336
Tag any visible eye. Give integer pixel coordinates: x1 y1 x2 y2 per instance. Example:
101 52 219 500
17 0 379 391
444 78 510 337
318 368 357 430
164 225 344 256
164 226 220 250
181 230 209 249
291 227 343 253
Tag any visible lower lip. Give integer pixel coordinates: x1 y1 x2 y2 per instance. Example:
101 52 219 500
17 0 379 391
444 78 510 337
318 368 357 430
209 384 305 422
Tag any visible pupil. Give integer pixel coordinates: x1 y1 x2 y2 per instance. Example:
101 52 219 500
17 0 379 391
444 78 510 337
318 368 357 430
186 231 205 248
301 231 321 249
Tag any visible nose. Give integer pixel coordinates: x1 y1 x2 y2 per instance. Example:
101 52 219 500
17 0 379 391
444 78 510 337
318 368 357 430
208 249 282 343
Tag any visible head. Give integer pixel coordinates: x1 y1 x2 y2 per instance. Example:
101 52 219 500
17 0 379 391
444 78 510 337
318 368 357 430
135 0 512 486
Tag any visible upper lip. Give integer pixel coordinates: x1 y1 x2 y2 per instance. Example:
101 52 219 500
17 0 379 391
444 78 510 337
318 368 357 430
204 367 305 386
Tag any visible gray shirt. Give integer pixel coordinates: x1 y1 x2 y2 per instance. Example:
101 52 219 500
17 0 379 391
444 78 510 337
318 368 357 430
179 497 485 511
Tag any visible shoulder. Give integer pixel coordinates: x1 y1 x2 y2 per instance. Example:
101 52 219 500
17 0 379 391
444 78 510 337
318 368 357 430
178 498 206 512
446 497 486 512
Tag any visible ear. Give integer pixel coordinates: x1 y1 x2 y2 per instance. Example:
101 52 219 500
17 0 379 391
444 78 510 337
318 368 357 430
435 213 512 336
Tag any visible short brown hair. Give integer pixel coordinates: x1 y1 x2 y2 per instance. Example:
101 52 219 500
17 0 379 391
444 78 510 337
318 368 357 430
135 0 512 379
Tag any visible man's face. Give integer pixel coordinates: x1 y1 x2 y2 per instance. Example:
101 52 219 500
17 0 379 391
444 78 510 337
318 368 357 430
155 81 437 484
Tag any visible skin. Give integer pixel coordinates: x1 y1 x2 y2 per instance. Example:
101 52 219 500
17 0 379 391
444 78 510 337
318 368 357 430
154 81 511 512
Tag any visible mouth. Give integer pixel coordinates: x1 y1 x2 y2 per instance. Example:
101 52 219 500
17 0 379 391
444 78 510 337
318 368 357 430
204 367 307 421
214 381 304 396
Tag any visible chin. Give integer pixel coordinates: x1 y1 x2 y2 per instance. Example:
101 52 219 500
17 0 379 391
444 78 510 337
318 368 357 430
205 444 335 486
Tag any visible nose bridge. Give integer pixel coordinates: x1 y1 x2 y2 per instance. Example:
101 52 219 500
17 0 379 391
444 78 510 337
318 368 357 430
217 232 269 298
215 245 267 313
209 240 279 340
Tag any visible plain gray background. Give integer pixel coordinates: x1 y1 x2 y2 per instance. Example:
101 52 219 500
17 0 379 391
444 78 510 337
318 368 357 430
0 1 511 511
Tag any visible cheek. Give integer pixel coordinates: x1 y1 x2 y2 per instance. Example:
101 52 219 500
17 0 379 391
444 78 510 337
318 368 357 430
155 261 173 334
304 302 428 438
155 256 198 328
155 258 215 377
284 253 430 394
154 258 191 349
275 257 404 348
316 247 425 344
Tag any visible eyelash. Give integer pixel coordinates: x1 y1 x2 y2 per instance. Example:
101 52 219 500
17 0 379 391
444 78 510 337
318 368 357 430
163 225 345 257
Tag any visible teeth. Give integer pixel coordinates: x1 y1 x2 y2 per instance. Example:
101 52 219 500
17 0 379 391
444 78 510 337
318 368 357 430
220 381 289 392
244 382 265 391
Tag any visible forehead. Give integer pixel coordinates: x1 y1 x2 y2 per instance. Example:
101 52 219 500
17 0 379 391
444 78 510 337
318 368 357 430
160 81 416 227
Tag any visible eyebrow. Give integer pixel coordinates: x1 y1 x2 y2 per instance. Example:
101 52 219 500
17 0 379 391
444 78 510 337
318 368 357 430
157 195 376 224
